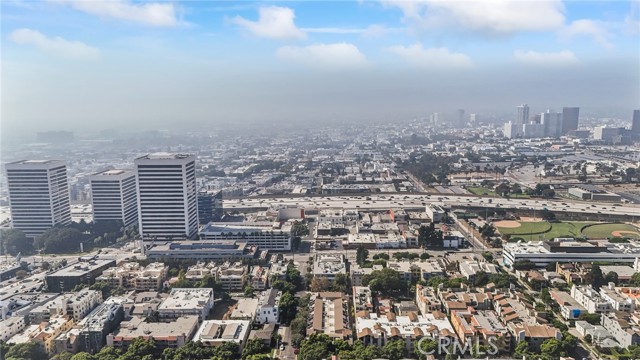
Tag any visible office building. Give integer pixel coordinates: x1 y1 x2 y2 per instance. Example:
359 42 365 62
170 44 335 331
145 240 258 261
5 160 71 238
200 222 292 251
455 109 465 128
46 259 116 293
594 126 624 142
541 110 563 138
516 104 530 125
633 110 640 137
197 190 223 224
90 169 138 227
504 239 640 268
562 107 579 134
135 153 198 240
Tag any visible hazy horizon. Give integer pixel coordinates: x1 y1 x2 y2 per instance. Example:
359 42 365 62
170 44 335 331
2 0 639 137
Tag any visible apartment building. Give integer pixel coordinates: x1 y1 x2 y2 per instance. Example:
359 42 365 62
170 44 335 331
313 254 347 281
601 312 640 348
217 262 247 292
0 316 25 342
158 288 215 321
353 286 374 313
508 324 561 351
250 266 270 291
600 284 635 312
107 316 199 349
570 285 614 314
356 310 455 350
450 309 511 353
256 289 280 324
193 320 251 350
550 291 586 320
307 292 351 340
415 284 443 315
29 289 102 323
96 262 168 291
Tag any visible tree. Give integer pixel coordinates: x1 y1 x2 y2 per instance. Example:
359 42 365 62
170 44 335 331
585 264 605 290
15 270 28 279
52 352 74 360
291 221 309 237
93 345 122 360
331 273 349 293
299 333 332 360
362 267 407 297
420 253 430 260
540 209 556 221
0 229 33 255
540 338 562 358
356 245 369 266
415 338 438 360
242 338 269 359
5 341 48 360
512 260 536 271
605 271 619 285
584 334 592 344
71 353 95 360
279 292 297 324
243 285 255 298
382 339 407 360
310 277 331 292
579 313 601 325
35 227 86 254
514 340 530 357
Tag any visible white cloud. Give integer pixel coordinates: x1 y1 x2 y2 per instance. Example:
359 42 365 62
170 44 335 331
276 43 368 69
382 0 565 34
9 28 100 60
514 49 579 66
560 19 612 49
232 6 306 40
54 0 178 27
387 44 473 69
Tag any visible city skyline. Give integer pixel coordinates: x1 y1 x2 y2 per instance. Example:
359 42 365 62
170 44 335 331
2 0 639 136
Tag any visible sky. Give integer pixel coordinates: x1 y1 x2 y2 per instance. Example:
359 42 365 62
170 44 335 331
2 0 640 136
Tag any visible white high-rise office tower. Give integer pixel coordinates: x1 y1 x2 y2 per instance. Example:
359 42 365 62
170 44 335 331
135 153 198 240
5 160 71 238
90 169 138 227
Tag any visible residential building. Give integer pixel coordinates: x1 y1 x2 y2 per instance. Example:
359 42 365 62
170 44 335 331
508 324 561 351
570 285 613 314
308 292 351 340
313 254 347 281
256 289 280 324
600 284 635 312
5 160 71 238
353 286 374 313
459 261 498 280
107 315 199 349
356 310 456 350
135 153 198 240
350 263 380 287
217 262 247 292
550 291 586 320
601 312 640 348
230 298 259 321
46 259 116 293
29 289 102 323
0 316 25 342
96 262 167 291
193 320 251 350
415 284 442 315
450 309 511 353
90 169 138 227
250 266 269 291
158 288 214 321
77 297 126 354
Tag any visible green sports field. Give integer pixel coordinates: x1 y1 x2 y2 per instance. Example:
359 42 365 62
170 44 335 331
497 221 640 241
582 223 640 239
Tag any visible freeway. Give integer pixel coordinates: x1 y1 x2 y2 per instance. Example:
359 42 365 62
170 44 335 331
223 193 640 218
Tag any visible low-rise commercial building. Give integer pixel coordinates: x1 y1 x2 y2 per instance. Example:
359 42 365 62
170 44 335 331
200 222 292 251
46 259 116 292
146 240 258 261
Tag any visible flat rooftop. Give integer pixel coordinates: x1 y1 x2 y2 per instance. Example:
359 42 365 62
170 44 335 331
47 259 115 277
158 288 213 311
136 152 193 160
92 169 133 176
